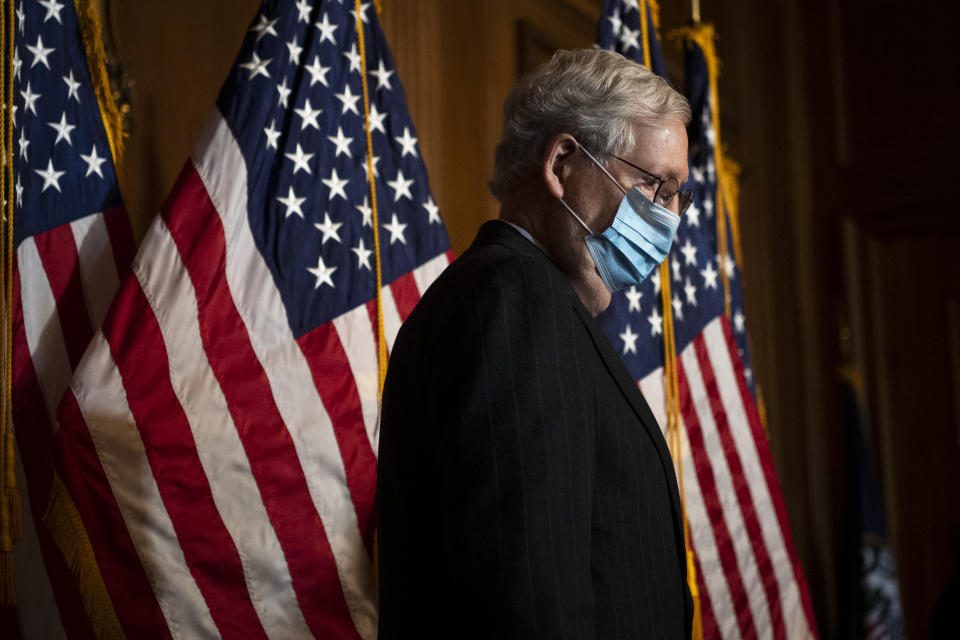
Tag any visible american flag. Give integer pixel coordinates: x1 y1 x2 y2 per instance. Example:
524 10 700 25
8 0 134 637
54 0 450 637
596 2 820 638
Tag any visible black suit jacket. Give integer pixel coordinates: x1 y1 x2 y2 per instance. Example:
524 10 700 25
378 221 692 639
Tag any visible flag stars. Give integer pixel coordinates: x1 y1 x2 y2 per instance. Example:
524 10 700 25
619 324 639 355
18 128 29 161
295 0 312 22
80 145 107 178
48 112 76 146
63 70 81 102
343 43 362 73
352 237 373 270
671 293 684 321
607 9 622 35
316 13 338 45
314 213 343 244
684 277 697 306
361 154 380 178
20 82 40 115
264 120 281 150
355 197 372 227
701 261 719 290
387 169 414 201
618 27 640 52
276 186 306 218
322 167 349 201
35 159 66 193
285 143 314 175
370 59 394 91
423 195 441 224
305 56 330 87
250 14 279 41
327 126 353 158
671 256 682 282
16 4 25 34
395 127 418 158
685 202 701 228
647 307 663 336
13 49 21 81
680 238 698 266
350 2 371 24
650 268 661 294
367 103 387 134
275 78 292 107
625 285 642 312
239 51 271 79
307 256 337 289
294 98 323 131
733 309 746 333
27 35 55 70
722 253 736 279
15 175 23 207
39 0 65 25
382 213 408 245
334 85 361 117
703 195 714 217
286 37 303 64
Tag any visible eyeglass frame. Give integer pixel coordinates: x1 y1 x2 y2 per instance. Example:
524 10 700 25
611 154 694 215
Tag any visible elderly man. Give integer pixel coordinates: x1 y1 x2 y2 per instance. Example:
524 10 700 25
377 48 694 639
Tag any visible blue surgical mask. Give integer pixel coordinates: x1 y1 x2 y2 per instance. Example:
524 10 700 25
558 143 681 293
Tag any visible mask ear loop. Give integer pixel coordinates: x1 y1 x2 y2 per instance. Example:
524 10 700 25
574 140 629 195
557 197 595 235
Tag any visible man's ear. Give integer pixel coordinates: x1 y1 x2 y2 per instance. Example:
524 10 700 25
541 134 578 200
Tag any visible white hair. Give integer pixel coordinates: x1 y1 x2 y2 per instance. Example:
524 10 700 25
489 48 691 201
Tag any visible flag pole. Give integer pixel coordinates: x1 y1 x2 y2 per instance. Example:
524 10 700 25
691 0 701 23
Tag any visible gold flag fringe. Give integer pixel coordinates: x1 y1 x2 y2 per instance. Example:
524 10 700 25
639 3 701 637
73 0 126 186
44 473 125 638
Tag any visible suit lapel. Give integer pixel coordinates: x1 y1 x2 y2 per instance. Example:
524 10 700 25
572 304 687 560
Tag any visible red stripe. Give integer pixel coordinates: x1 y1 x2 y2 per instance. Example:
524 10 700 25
297 324 377 550
102 204 135 281
10 272 99 640
720 317 819 636
693 333 784 639
56 390 171 639
163 162 361 639
691 543 719 640
32 225 94 370
102 276 267 639
388 271 420 322
676 357 758 640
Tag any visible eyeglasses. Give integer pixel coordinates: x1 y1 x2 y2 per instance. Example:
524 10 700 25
612 155 694 215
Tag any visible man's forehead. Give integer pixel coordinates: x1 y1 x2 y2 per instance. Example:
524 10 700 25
622 121 689 180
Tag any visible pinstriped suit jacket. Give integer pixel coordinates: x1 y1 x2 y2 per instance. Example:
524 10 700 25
378 221 692 639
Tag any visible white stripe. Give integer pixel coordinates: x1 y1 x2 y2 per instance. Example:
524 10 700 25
11 440 67 640
638 366 667 435
193 113 377 640
71 335 218 639
381 285 402 353
702 319 810 638
411 251 450 297
332 305 380 453
133 217 312 639
70 212 120 332
18 237 72 427
681 343 774 637
675 411 742 640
